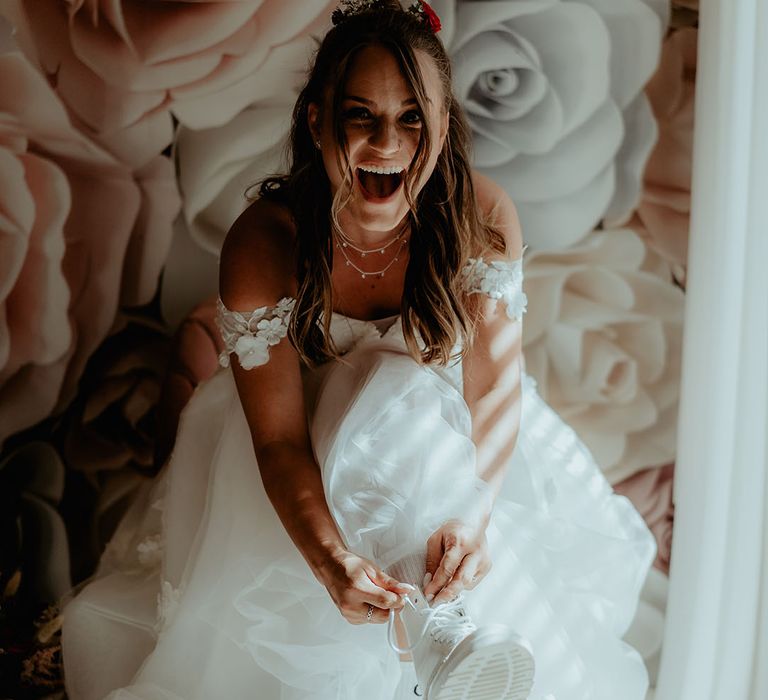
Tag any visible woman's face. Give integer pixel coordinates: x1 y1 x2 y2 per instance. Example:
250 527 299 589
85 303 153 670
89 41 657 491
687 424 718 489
309 44 449 233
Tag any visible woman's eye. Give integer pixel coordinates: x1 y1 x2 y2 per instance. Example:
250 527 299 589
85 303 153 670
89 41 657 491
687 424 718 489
401 111 422 125
343 107 372 121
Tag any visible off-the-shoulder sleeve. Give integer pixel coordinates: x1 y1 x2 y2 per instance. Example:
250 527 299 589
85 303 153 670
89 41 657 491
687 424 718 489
461 255 528 322
215 296 296 370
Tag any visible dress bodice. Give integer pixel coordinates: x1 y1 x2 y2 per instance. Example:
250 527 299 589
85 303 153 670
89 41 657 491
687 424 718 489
216 255 527 374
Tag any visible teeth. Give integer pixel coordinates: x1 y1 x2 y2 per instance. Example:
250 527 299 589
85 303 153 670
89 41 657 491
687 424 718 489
358 165 404 175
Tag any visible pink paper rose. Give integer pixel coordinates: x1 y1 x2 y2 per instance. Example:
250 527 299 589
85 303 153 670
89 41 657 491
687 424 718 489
637 27 697 272
0 47 178 447
8 0 335 166
154 299 223 467
614 463 675 574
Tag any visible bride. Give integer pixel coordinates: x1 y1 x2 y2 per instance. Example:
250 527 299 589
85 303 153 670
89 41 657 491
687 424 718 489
62 2 656 699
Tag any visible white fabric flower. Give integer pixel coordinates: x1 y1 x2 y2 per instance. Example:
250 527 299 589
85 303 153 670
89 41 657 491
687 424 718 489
463 258 528 321
274 297 296 319
256 316 288 346
522 228 684 483
233 334 270 370
432 0 667 249
155 580 182 633
137 534 163 568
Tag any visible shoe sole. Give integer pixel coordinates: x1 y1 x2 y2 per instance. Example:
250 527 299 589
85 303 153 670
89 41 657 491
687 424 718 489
426 625 535 700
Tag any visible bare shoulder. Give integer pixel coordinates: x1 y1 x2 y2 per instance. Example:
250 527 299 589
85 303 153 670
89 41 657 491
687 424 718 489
471 169 523 258
219 198 297 310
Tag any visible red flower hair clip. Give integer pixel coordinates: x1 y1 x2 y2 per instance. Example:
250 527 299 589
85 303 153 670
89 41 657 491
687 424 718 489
413 1 442 33
331 1 442 34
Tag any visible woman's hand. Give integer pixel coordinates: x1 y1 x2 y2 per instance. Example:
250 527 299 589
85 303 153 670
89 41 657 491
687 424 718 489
423 519 492 605
317 547 412 625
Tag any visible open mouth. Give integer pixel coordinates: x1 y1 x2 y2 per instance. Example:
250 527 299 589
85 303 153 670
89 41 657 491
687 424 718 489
356 168 404 200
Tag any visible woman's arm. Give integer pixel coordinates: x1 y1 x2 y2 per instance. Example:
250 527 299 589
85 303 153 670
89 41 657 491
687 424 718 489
463 171 525 508
220 200 408 622
423 173 524 604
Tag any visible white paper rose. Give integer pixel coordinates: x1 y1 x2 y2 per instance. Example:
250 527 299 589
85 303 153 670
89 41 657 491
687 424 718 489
522 228 684 483
165 100 296 319
5 0 334 167
431 0 667 249
0 46 178 447
176 104 290 253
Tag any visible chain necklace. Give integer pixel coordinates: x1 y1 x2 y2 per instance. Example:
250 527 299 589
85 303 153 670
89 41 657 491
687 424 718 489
335 220 408 255
335 236 408 278
333 220 410 278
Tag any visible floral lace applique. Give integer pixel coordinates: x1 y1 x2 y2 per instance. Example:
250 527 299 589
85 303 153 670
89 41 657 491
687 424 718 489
216 297 296 370
462 255 527 322
155 580 182 634
136 534 163 568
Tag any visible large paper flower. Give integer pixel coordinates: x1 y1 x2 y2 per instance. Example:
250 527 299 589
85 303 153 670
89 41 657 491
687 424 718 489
636 26 696 272
522 228 684 484
614 463 674 574
0 47 178 447
431 0 667 249
155 299 223 466
176 104 289 253
163 101 291 319
6 0 334 166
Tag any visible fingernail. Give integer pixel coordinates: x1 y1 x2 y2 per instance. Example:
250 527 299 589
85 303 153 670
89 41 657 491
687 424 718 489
422 573 432 587
400 583 416 591
426 593 434 602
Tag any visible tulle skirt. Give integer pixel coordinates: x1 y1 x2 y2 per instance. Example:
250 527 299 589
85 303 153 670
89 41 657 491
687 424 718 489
62 334 656 700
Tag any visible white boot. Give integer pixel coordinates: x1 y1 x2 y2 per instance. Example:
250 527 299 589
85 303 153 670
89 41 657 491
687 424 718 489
387 586 535 700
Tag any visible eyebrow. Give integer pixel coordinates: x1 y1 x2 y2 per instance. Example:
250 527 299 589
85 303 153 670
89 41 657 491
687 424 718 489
343 94 431 106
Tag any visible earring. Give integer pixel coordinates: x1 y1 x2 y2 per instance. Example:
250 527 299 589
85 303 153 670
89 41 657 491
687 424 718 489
315 140 322 149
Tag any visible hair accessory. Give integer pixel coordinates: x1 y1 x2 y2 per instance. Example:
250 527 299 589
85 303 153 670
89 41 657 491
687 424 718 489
331 0 441 34
408 1 441 33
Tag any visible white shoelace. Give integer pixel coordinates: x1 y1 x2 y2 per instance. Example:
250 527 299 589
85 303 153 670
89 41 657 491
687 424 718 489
387 593 477 654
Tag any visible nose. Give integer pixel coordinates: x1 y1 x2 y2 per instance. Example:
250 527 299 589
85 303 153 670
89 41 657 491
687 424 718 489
369 120 401 155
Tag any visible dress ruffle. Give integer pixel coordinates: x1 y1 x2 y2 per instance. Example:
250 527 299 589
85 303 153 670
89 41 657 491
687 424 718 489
62 317 655 700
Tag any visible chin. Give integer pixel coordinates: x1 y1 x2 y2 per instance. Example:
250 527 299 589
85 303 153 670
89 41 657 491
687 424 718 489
349 195 409 229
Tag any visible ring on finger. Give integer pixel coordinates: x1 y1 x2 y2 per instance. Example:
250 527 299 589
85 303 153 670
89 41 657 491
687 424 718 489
366 604 374 622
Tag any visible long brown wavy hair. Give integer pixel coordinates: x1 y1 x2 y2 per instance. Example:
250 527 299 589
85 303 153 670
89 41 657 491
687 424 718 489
256 2 506 366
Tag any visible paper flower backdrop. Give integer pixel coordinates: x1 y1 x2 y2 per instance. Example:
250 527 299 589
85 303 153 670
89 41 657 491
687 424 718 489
172 0 669 257
430 0 668 249
522 228 685 484
636 26 696 273
3 0 334 166
176 105 289 253
0 47 178 447
0 0 687 506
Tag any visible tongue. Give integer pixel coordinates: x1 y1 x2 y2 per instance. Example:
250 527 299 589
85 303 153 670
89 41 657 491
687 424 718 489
358 170 401 198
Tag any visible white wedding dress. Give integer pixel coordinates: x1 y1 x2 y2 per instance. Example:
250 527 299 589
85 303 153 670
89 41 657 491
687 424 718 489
62 257 656 700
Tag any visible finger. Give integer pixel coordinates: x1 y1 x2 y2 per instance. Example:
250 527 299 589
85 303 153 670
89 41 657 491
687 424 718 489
425 533 443 580
432 553 481 605
362 603 392 625
369 569 415 598
455 552 483 590
425 545 465 601
357 572 407 609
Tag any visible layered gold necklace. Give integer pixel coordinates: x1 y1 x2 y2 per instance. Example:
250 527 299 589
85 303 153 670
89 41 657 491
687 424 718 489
334 221 409 279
